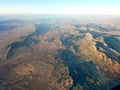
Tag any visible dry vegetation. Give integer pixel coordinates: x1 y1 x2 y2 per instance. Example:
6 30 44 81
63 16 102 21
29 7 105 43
0 24 35 50
0 16 120 90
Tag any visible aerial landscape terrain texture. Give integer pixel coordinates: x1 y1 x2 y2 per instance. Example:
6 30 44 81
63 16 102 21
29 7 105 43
0 15 120 90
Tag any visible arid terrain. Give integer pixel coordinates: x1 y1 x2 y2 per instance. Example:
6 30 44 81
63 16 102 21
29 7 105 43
0 15 120 90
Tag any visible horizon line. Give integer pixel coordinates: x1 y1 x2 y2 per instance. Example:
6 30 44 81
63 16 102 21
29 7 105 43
0 13 120 16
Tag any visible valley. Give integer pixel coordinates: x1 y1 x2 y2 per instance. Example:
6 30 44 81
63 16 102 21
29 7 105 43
0 15 120 90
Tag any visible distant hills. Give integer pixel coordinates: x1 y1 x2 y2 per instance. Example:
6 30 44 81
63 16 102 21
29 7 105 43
0 16 120 90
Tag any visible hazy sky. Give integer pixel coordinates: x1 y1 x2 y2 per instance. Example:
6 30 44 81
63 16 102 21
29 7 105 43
0 0 120 15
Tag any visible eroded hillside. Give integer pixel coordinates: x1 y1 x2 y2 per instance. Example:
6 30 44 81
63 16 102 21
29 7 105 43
0 16 120 90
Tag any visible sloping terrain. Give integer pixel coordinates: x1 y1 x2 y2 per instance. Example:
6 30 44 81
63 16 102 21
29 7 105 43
0 16 120 90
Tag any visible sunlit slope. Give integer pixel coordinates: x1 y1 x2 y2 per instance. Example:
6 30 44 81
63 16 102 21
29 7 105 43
0 18 120 90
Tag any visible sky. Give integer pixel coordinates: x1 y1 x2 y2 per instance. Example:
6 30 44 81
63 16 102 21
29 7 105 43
0 0 120 15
